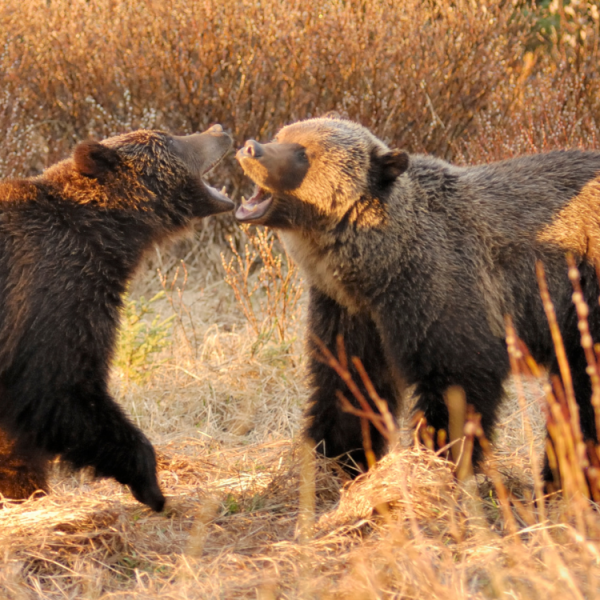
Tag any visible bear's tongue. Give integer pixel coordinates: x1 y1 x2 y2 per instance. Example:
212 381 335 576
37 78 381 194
235 185 273 222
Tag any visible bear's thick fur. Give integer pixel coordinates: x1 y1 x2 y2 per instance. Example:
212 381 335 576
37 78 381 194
0 126 233 510
236 117 600 474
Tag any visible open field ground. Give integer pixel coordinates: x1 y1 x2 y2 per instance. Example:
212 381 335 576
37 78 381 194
2 0 600 598
1 232 598 599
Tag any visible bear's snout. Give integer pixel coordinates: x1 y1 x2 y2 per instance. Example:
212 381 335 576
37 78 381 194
241 140 264 159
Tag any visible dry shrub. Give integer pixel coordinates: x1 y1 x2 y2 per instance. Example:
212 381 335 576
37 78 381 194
458 1 600 163
0 2 598 208
0 0 526 184
457 66 600 165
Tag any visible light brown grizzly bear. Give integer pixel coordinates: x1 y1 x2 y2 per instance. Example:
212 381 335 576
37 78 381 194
0 125 233 510
236 116 600 478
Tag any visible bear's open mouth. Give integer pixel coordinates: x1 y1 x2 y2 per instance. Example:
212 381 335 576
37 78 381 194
199 148 234 209
235 185 274 222
204 183 232 205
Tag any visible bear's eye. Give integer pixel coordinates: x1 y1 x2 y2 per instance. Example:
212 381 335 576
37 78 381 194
297 149 308 162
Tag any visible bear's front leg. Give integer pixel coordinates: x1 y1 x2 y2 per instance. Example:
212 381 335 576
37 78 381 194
55 388 166 512
304 288 401 475
378 304 509 469
412 370 505 466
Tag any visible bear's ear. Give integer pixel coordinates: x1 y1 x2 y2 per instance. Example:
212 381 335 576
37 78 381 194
373 149 409 187
73 141 121 179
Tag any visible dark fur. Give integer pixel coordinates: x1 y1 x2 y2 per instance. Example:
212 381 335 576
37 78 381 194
236 117 600 474
0 127 233 509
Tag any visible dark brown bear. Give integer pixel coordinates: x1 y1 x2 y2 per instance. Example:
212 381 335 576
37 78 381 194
236 116 600 477
0 125 233 510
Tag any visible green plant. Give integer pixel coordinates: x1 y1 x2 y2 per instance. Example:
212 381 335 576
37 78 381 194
115 291 175 383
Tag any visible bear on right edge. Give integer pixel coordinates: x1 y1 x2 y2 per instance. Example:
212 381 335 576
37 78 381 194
236 116 600 479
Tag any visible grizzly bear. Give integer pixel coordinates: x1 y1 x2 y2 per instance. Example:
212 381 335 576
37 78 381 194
0 125 233 510
236 116 600 476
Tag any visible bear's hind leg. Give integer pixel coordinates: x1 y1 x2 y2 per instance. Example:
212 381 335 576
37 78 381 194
569 349 598 444
0 429 48 502
414 369 506 467
304 289 401 475
543 346 598 487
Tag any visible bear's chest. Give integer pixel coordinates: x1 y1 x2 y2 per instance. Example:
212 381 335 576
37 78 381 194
280 231 364 313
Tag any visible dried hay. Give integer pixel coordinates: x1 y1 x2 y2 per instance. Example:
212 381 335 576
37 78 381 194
2 419 599 599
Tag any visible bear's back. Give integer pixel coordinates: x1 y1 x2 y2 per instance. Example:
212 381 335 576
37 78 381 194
461 150 600 244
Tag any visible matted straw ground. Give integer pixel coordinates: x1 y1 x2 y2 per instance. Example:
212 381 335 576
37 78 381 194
1 235 599 600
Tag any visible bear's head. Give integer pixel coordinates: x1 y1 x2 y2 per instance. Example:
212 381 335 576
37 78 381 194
235 118 408 229
63 125 233 227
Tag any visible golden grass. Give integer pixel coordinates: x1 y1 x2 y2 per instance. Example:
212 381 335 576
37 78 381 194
0 239 598 599
2 423 598 599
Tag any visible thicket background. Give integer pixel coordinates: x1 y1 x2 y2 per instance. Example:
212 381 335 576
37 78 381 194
2 0 599 188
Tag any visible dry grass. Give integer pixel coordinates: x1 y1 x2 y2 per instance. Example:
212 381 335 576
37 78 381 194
1 228 600 599
2 413 598 599
2 1 600 598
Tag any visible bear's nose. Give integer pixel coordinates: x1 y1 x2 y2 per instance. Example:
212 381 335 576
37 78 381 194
243 140 263 159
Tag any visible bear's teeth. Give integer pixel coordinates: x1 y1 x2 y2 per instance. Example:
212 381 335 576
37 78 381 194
221 186 227 195
241 195 247 205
